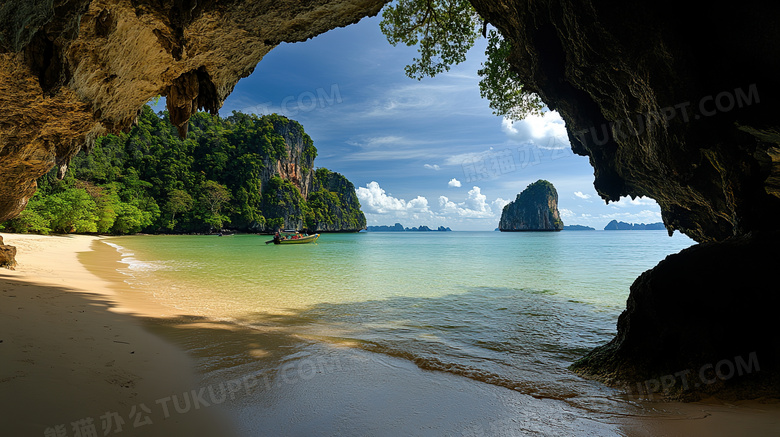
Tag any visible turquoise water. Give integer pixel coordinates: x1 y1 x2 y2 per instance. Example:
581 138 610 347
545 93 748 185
105 231 693 402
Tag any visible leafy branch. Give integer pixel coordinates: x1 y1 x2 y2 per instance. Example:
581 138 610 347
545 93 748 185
380 0 543 120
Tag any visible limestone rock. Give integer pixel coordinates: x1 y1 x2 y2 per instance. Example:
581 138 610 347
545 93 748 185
468 1 780 397
571 231 780 400
469 0 780 243
308 168 366 232
0 0 387 222
499 180 563 231
0 236 16 269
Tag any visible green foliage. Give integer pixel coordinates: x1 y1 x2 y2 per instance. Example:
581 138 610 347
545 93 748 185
3 192 52 234
198 180 232 231
165 189 194 230
112 202 152 234
380 1 542 120
380 0 480 79
262 176 308 228
40 188 99 233
478 30 544 120
266 217 284 231
308 168 367 231
2 107 364 235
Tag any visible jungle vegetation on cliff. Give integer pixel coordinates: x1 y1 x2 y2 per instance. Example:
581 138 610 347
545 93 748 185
1 107 365 235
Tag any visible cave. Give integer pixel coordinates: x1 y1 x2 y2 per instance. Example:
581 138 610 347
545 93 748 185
1 0 778 400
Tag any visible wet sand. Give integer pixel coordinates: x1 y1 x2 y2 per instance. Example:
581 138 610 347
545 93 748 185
2 233 779 436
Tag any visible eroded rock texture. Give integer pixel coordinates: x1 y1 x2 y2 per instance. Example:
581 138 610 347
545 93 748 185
0 236 17 269
470 0 780 244
469 0 780 397
571 231 780 400
0 0 387 223
498 179 563 231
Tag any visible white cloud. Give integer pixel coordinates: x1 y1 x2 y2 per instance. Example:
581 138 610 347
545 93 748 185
424 164 442 171
444 147 495 167
448 178 462 187
356 182 508 229
601 209 663 224
342 136 443 161
464 186 489 211
501 111 569 149
574 191 591 200
560 208 575 218
362 82 477 119
438 186 495 219
407 196 430 213
358 136 405 148
357 182 417 213
610 196 657 208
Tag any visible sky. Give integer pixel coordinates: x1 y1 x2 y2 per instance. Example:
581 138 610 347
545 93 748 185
155 14 664 231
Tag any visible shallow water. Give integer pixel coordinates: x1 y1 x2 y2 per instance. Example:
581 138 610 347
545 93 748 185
104 231 693 408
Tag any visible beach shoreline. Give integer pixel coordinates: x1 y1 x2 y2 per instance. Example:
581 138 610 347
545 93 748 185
2 232 779 436
0 233 235 436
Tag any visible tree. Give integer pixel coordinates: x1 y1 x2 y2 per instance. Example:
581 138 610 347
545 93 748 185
478 30 544 120
380 0 480 79
166 189 193 230
199 180 231 231
111 203 149 234
42 188 99 233
380 0 543 120
1 108 366 235
1 192 51 234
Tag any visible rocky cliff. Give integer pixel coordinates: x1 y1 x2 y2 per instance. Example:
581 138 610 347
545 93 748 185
499 180 563 231
307 168 366 232
0 0 386 259
262 117 316 200
0 0 387 224
1 109 363 235
571 231 780 400
468 0 780 397
469 0 780 244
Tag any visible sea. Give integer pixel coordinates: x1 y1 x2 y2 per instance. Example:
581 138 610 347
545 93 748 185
101 230 697 435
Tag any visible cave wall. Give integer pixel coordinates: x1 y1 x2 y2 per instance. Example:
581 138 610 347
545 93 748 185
466 0 780 397
0 0 387 222
469 0 780 243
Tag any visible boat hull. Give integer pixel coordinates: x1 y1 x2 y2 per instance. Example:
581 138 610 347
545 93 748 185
275 234 320 244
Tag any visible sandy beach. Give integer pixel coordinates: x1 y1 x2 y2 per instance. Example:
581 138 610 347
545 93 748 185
0 234 236 436
2 232 779 436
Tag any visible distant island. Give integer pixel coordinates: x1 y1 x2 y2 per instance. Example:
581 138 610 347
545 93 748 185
564 225 595 231
499 180 564 231
365 223 452 232
604 220 665 230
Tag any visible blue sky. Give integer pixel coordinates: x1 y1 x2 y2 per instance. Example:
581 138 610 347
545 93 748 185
156 14 664 231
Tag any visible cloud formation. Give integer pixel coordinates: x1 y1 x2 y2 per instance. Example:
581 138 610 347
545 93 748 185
448 178 462 187
356 182 506 225
438 186 494 219
356 181 414 213
610 196 657 208
501 111 570 149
